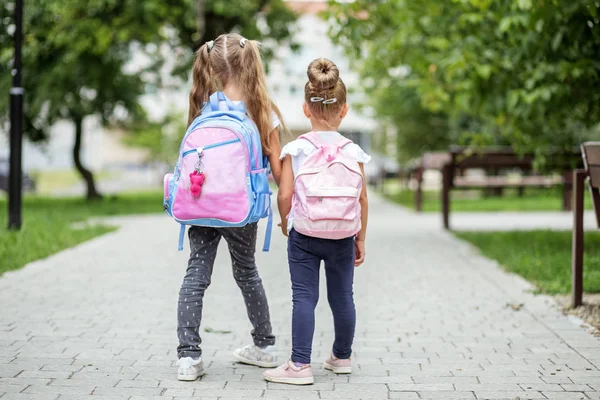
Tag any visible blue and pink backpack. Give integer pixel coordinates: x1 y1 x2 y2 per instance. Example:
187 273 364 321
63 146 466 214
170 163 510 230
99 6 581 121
163 92 273 251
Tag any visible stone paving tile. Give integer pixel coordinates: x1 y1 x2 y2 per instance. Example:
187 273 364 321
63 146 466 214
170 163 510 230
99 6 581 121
1 395 60 400
58 396 131 400
540 392 589 399
0 385 26 395
173 397 218 400
0 195 599 399
560 384 594 391
23 384 94 396
417 392 476 399
389 393 420 400
474 391 546 399
389 383 455 391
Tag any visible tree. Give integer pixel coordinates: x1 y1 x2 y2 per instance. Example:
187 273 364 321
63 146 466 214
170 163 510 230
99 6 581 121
0 0 296 199
160 0 298 79
0 0 169 199
329 0 600 169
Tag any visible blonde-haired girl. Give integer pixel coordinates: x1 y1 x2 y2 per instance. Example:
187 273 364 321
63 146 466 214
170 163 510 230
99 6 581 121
176 33 284 381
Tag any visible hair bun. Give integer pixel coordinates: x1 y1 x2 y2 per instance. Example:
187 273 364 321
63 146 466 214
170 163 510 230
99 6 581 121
307 58 339 90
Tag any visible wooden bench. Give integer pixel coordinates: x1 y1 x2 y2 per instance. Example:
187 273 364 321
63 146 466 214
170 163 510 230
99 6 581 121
408 152 450 212
442 148 577 229
571 142 600 307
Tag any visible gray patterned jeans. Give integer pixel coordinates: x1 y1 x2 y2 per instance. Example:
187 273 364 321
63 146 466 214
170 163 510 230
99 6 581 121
177 223 276 359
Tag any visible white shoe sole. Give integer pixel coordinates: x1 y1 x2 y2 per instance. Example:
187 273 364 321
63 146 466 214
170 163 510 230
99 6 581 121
177 370 205 381
324 362 352 374
263 374 314 385
233 351 278 368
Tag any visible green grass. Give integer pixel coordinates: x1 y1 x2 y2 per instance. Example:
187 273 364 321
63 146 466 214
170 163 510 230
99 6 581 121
456 230 600 294
385 187 593 212
32 169 118 195
0 191 163 275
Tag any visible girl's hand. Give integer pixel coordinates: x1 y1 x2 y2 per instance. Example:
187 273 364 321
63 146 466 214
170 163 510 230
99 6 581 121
354 239 365 267
278 222 288 237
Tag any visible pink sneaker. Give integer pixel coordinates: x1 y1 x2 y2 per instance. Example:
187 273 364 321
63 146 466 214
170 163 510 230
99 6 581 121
324 354 352 374
263 360 314 385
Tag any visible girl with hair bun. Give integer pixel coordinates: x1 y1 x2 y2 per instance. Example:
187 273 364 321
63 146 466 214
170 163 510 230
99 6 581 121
264 58 371 385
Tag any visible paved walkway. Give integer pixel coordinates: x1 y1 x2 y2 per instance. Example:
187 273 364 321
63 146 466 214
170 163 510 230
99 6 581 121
1 195 600 400
418 211 599 232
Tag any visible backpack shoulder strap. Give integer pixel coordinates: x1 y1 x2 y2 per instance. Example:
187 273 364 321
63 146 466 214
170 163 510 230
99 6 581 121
178 224 186 251
298 132 323 148
299 132 352 150
208 92 246 113
335 136 353 149
262 199 273 252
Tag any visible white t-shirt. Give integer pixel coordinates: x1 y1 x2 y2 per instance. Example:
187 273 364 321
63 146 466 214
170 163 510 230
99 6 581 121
280 131 371 177
270 111 281 131
280 131 371 231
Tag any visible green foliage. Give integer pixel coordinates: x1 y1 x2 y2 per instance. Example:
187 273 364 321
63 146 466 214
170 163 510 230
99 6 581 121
144 0 298 78
0 0 297 197
457 230 600 294
0 0 297 138
0 0 158 140
329 0 600 168
0 191 163 274
123 113 185 165
375 84 452 162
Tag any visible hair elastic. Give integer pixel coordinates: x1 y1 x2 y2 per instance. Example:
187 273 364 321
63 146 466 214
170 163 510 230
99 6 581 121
240 38 248 48
206 40 215 53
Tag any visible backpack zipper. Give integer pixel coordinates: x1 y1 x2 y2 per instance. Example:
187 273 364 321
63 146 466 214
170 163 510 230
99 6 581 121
181 137 241 158
176 138 242 181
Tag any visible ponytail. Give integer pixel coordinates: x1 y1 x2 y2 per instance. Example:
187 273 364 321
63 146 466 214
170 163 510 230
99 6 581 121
240 40 274 155
188 42 214 126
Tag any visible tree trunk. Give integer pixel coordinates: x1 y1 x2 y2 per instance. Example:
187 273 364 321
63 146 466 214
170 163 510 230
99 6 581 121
72 116 102 200
197 0 205 39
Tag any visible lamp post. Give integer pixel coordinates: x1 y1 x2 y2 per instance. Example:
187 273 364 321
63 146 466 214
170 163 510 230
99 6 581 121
8 0 24 230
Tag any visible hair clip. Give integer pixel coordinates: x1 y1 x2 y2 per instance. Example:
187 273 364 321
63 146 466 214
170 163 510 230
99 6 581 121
240 38 247 48
323 98 338 105
206 40 215 53
310 97 324 103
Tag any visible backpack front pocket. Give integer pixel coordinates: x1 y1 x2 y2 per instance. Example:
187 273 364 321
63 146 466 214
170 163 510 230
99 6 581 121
173 136 249 223
306 187 359 221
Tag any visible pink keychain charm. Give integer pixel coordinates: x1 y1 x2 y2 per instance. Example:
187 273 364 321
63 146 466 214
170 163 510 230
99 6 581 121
190 149 205 198
189 171 205 198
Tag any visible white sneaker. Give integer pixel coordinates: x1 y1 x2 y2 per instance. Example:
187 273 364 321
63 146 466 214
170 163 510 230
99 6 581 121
233 344 278 368
177 357 205 381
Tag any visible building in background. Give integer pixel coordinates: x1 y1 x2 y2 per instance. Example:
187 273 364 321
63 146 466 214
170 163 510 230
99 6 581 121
267 0 376 149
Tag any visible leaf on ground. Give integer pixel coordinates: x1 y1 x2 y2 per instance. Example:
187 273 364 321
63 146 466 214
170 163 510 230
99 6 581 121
505 302 524 311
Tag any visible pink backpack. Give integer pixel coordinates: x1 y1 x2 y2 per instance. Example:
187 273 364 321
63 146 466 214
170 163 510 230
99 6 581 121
291 132 363 240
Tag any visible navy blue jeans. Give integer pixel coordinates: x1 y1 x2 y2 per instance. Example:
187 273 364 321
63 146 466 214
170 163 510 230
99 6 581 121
288 229 356 364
